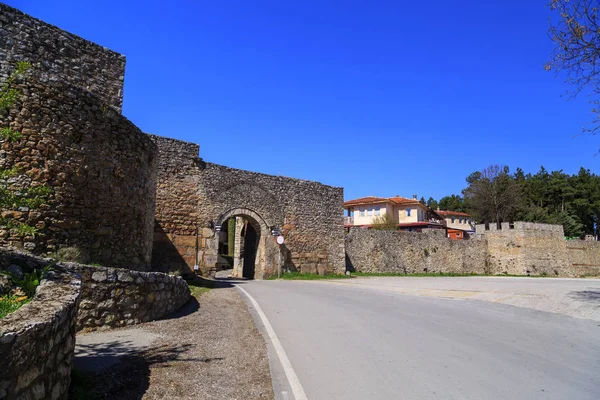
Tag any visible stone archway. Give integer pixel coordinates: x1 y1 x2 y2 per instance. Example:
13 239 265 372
215 208 275 279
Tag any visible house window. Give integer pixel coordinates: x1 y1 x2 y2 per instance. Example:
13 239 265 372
360 208 365 217
406 209 411 217
459 218 463 224
451 217 455 223
374 207 380 216
367 208 373 216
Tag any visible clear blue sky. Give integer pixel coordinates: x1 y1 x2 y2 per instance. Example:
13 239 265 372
4 0 598 201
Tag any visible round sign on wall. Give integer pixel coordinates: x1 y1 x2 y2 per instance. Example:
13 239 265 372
276 235 284 245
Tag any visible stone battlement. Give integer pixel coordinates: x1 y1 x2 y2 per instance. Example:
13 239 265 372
475 221 564 235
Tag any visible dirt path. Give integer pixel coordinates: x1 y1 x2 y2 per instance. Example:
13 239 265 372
73 284 274 400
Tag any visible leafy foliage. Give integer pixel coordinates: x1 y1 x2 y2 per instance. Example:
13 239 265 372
0 263 53 298
0 296 31 319
371 212 398 230
438 194 465 212
462 165 522 225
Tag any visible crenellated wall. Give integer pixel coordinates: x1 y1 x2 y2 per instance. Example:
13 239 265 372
0 2 126 111
149 134 345 278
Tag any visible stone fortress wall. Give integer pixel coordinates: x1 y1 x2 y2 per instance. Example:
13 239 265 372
0 77 158 270
476 222 600 277
0 3 158 271
346 222 600 277
149 135 346 278
346 228 488 275
0 3 126 111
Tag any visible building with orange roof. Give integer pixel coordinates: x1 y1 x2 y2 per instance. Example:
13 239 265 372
435 209 475 239
343 195 445 232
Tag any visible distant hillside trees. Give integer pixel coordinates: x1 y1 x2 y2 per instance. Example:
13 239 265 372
424 165 599 236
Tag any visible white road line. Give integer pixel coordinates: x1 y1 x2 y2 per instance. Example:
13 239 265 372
236 285 308 400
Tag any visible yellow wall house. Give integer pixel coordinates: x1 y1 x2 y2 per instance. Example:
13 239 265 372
436 210 475 239
343 196 444 232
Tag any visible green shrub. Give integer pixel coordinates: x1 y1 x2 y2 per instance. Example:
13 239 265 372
0 263 53 298
55 247 83 263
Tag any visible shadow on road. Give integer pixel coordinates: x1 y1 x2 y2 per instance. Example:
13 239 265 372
72 341 221 400
568 289 600 304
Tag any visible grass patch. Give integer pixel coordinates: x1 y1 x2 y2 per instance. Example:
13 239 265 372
0 295 31 319
351 271 565 278
268 272 354 280
352 271 480 277
186 277 215 297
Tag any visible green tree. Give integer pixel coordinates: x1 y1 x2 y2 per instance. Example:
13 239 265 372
426 196 439 210
462 165 522 224
438 194 465 212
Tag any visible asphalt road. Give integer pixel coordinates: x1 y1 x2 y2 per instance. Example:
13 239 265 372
238 277 600 400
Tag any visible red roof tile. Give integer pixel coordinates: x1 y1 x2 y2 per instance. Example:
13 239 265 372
344 196 423 207
436 210 471 217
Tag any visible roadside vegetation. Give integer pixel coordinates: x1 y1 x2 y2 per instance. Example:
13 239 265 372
269 272 354 280
0 295 30 319
186 277 215 297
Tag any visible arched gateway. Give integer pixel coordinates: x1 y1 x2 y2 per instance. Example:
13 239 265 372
149 135 346 278
215 208 278 279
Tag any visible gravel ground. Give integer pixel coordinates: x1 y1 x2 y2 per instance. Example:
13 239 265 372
74 283 274 400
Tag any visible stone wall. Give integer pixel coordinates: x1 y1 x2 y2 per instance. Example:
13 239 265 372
66 263 190 330
476 222 572 276
0 77 158 270
0 267 81 400
0 2 126 111
345 228 488 274
149 135 345 278
0 247 191 331
565 241 600 276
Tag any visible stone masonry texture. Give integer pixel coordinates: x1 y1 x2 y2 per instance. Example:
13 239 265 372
476 222 600 276
0 2 126 111
66 262 191 331
149 135 346 278
346 222 600 277
0 247 191 332
0 260 81 400
345 228 489 275
0 77 158 270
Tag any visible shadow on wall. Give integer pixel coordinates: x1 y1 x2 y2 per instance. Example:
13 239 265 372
72 341 220 400
151 225 190 274
568 289 600 304
345 252 355 273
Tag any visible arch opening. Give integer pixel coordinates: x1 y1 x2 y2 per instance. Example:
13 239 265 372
214 208 274 280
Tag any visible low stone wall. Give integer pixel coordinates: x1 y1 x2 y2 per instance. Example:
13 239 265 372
0 268 81 400
65 263 190 330
345 228 488 274
567 241 600 276
0 248 191 331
